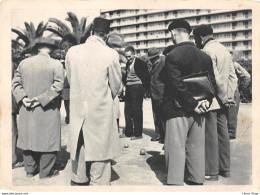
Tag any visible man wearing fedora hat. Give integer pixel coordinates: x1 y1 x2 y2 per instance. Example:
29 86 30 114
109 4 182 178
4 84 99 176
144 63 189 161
160 19 217 185
66 17 121 185
146 47 166 143
12 37 64 179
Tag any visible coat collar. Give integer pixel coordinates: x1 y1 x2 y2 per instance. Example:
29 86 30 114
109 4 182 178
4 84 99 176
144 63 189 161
37 52 50 57
203 39 217 47
170 41 195 51
86 35 106 45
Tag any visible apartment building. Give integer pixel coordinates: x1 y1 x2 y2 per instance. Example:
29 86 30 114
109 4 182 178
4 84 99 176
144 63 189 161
100 9 252 59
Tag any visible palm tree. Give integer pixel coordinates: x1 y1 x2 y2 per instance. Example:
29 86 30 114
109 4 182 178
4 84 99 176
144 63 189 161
46 12 92 45
11 21 47 55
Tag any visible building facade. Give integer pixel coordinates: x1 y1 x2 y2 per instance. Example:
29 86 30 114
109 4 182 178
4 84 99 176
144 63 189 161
101 9 252 59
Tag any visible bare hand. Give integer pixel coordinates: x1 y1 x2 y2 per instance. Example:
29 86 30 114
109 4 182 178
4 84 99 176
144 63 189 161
22 97 32 108
194 100 210 114
30 97 40 108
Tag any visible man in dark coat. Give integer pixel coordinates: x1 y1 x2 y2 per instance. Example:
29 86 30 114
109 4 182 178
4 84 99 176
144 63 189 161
160 19 217 185
146 47 166 143
12 37 64 179
121 46 150 140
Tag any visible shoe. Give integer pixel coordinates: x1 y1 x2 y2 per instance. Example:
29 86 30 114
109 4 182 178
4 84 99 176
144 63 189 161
12 161 24 169
70 180 89 186
205 175 219 181
185 180 203 185
40 169 59 179
159 139 164 144
131 136 143 140
119 134 127 138
151 137 160 141
65 116 69 124
219 171 230 178
26 170 39 178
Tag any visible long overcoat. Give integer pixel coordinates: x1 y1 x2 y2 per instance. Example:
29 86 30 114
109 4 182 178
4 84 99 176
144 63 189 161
65 35 122 161
12 52 64 152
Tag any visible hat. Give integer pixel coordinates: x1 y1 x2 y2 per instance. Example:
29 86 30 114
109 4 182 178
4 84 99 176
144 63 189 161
168 19 192 34
146 47 160 59
107 32 126 48
34 37 59 49
193 25 213 37
92 17 110 34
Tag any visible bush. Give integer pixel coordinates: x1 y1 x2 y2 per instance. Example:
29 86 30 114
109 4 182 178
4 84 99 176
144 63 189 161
236 59 252 103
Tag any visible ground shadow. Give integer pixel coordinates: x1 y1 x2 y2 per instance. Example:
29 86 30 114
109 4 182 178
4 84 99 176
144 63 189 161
143 128 156 138
55 145 70 171
111 167 120 182
146 151 167 185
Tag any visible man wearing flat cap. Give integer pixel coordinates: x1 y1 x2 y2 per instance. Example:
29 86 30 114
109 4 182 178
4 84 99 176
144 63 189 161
160 19 217 185
12 37 64 179
146 47 166 143
66 17 121 185
193 24 237 181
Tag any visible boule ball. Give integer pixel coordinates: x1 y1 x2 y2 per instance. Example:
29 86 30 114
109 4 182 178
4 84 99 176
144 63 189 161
140 148 146 155
124 143 129 148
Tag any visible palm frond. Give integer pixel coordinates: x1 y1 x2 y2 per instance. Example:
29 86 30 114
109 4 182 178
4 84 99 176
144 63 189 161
35 21 44 37
11 28 29 45
30 22 36 38
45 26 65 38
66 12 80 38
80 17 86 34
48 18 71 34
12 39 24 49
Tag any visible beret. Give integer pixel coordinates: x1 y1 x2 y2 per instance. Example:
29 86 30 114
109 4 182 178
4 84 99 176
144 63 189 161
193 24 213 37
168 19 192 34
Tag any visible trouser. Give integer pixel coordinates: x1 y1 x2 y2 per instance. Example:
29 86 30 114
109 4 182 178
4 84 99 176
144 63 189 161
226 89 240 139
165 116 205 185
71 130 111 185
205 109 230 176
64 100 70 121
12 114 18 164
23 150 57 178
151 98 165 140
124 84 144 137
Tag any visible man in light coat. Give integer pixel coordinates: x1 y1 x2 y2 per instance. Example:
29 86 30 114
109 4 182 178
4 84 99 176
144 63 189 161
65 17 121 186
12 37 64 179
193 25 238 181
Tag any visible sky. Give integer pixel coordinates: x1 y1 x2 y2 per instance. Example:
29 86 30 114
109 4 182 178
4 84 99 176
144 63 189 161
11 9 101 39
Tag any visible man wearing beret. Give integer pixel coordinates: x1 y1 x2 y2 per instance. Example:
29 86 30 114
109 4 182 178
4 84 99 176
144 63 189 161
66 17 121 185
12 37 64 179
160 19 217 185
193 25 237 181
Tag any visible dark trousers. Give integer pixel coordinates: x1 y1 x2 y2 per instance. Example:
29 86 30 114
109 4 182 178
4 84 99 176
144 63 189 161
205 109 230 176
151 98 165 140
23 150 57 178
64 100 70 122
124 84 144 137
226 89 240 139
12 114 18 164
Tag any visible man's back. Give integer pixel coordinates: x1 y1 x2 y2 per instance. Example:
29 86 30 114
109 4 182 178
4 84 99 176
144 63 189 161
161 42 216 119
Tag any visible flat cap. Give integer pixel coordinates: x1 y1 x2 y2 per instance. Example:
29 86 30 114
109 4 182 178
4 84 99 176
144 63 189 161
168 19 192 34
193 24 213 37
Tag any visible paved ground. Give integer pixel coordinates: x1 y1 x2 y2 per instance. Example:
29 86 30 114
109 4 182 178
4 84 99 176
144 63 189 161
12 100 252 186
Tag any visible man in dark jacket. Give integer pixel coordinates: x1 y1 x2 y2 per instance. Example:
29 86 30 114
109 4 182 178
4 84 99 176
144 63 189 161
147 47 166 143
160 19 217 185
121 46 150 140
